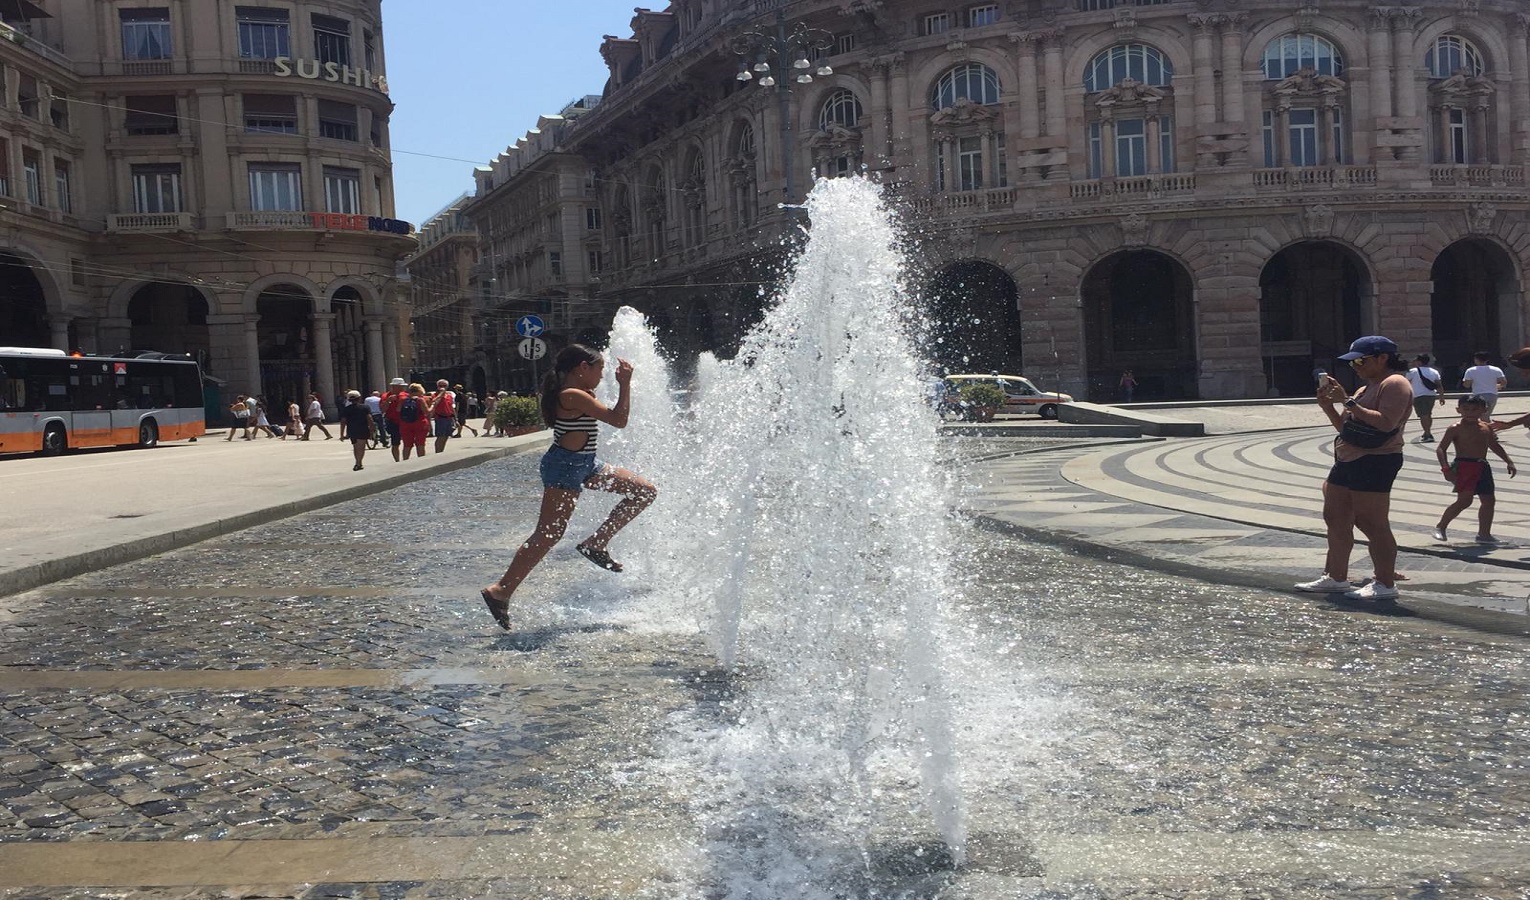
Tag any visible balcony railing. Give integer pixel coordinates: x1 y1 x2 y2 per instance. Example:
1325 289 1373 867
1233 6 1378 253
226 211 313 229
1069 173 1197 200
121 59 174 76
1429 164 1525 187
0 20 71 68
239 59 277 75
1252 166 1378 190
905 186 1017 215
108 212 195 231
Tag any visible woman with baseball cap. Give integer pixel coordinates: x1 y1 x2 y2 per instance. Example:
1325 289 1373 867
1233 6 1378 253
1296 335 1412 605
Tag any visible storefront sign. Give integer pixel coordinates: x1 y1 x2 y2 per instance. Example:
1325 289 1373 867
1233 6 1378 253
274 57 389 94
306 213 413 236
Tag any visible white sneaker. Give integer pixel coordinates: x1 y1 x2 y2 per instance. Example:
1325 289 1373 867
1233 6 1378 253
1344 581 1399 602
1431 528 1447 542
1294 575 1353 593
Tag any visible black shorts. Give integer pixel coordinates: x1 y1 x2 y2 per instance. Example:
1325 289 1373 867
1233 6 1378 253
1326 453 1404 493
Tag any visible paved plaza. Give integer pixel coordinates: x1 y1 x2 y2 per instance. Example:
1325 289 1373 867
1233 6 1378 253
0 411 1527 897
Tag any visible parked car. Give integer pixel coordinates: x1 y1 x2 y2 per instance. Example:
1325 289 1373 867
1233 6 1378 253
943 374 1074 419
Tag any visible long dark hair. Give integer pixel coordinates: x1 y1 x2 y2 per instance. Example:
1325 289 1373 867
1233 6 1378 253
540 344 602 426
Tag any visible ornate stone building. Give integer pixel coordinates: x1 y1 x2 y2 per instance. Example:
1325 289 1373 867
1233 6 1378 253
404 194 478 388
482 0 1530 401
0 0 413 417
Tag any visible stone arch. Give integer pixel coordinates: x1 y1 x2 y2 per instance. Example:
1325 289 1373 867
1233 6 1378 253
1258 240 1373 396
1430 238 1521 384
325 278 381 314
0 248 60 348
254 281 318 407
244 273 322 316
1242 17 1368 74
125 282 212 360
1063 31 1192 90
797 76 871 134
1081 249 1198 401
911 50 1014 105
921 259 1021 375
1415 23 1505 76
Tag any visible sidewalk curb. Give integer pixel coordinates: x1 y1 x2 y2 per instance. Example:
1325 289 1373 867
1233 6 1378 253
0 437 546 600
966 512 1530 637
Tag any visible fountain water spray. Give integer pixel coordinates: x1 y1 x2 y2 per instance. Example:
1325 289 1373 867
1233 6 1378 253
604 177 965 895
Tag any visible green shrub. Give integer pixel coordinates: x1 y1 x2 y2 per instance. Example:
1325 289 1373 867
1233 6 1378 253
959 382 1007 409
491 395 543 429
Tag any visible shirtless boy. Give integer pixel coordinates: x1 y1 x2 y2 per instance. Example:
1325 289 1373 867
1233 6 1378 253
1433 394 1516 544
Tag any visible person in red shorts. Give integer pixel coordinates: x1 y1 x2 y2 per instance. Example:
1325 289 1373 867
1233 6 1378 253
378 377 408 462
395 382 431 460
1433 394 1516 544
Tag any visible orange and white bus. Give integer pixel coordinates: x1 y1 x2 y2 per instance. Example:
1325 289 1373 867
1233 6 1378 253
0 348 206 455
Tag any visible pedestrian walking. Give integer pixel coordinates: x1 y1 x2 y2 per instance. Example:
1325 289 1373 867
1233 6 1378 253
1459 352 1506 421
1432 395 1516 544
1118 370 1137 403
225 395 252 441
379 378 408 460
482 391 500 436
284 399 303 439
478 345 658 631
1405 354 1446 442
364 390 389 449
431 379 456 453
1295 335 1412 605
302 393 333 440
452 383 478 438
253 397 281 438
338 390 375 471
397 383 431 459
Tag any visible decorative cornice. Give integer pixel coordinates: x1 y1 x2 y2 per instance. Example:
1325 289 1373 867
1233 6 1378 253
1094 77 1167 110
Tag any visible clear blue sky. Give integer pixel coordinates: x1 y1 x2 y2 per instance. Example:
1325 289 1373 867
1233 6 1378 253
381 0 646 226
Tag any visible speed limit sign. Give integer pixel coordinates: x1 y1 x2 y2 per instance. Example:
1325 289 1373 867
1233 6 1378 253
518 337 547 361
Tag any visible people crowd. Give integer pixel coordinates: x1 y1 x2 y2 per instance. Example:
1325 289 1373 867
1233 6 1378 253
1296 337 1525 610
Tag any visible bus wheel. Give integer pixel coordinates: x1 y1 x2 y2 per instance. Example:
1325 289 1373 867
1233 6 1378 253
41 424 66 456
137 420 159 448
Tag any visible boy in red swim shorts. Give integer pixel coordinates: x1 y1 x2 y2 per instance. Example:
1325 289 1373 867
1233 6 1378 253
1433 394 1516 543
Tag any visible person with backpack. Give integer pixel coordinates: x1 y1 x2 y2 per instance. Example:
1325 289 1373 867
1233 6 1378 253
1406 354 1447 443
396 383 431 459
378 378 408 459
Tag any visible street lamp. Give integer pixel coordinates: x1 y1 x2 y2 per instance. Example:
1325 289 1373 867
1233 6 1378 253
730 11 835 203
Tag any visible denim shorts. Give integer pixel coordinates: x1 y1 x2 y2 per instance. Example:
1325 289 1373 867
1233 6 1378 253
541 445 605 492
434 417 455 438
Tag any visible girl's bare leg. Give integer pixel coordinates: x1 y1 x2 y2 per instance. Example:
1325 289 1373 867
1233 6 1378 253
485 487 580 601
580 467 658 552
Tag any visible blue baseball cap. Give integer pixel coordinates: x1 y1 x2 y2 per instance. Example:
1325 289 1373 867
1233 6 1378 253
1338 335 1398 360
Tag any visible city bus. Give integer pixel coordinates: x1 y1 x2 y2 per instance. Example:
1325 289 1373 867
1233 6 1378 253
0 348 206 455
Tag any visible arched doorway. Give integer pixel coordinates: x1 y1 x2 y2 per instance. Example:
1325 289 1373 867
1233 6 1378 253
1431 239 1519 385
0 252 50 347
924 261 1021 375
127 283 210 360
256 285 313 409
1082 250 1197 401
331 286 364 392
1259 242 1370 397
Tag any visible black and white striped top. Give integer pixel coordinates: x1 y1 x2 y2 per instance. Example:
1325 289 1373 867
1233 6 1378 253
551 414 598 452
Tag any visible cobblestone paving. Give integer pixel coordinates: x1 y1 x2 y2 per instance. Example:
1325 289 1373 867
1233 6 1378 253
0 445 1528 898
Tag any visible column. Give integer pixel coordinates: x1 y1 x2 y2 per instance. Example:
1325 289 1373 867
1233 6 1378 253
1511 17 1529 162
1472 102 1490 165
311 312 337 418
383 319 401 379
49 317 70 352
243 315 261 397
1220 15 1247 124
1043 34 1065 140
365 318 387 391
97 317 133 355
1101 116 1117 178
1319 105 1335 165
868 59 890 164
1017 36 1041 139
1438 105 1454 164
1276 106 1291 166
1392 10 1419 120
1190 16 1217 128
1146 112 1162 173
1368 9 1394 119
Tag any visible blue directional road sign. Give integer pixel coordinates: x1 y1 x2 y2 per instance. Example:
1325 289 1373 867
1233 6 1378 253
515 315 546 338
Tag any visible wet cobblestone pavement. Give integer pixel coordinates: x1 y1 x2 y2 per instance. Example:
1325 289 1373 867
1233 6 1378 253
1 445 1529 897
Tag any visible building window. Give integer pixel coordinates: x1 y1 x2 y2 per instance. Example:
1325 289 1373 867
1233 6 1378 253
968 5 999 27
22 152 41 206
587 249 603 273
249 163 303 211
123 95 179 135
53 160 71 214
1084 44 1174 92
549 250 563 277
121 7 172 60
1263 107 1343 167
323 166 361 214
1262 34 1344 81
243 94 298 134
586 207 602 230
363 29 377 71
1446 107 1468 163
317 100 358 142
956 136 984 190
836 33 857 55
0 138 9 197
1427 35 1483 78
49 93 69 130
237 7 290 59
820 89 863 128
932 63 1001 109
1078 0 1172 8
312 14 351 67
17 75 38 119
922 13 950 36
132 164 183 213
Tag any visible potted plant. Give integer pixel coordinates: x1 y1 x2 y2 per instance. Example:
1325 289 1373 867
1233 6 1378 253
958 382 1006 422
491 395 545 437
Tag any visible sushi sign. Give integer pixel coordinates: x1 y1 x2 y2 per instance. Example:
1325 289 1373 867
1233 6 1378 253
273 57 389 94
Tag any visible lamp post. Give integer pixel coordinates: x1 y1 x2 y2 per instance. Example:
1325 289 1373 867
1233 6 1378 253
730 11 835 203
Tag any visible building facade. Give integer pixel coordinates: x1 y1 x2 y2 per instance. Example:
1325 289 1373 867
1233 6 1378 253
0 0 414 419
404 194 479 389
478 0 1530 402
